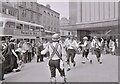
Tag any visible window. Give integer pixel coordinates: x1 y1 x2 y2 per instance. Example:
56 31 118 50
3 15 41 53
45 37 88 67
31 12 33 20
62 31 64 35
30 26 35 31
16 23 23 30
24 24 29 30
5 21 15 28
35 27 40 31
22 10 26 17
40 28 44 32
68 32 70 35
0 21 3 27
2 8 6 14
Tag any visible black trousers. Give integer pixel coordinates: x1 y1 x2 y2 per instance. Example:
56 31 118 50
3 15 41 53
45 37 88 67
67 49 76 64
49 59 65 77
28 52 32 62
0 63 4 80
37 54 44 62
82 49 89 58
94 48 101 59
23 51 28 63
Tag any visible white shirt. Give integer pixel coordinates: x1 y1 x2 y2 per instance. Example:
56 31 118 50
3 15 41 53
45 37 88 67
91 39 101 49
65 39 79 50
41 42 62 60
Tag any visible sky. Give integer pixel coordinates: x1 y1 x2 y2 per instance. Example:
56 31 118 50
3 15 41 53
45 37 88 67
37 0 69 19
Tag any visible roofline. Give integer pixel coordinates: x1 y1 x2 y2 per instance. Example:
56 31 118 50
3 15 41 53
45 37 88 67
0 17 44 28
38 4 60 15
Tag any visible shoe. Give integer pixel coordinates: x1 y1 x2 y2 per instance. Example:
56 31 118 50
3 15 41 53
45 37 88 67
67 68 71 71
50 77 56 84
82 61 85 64
2 78 5 80
61 76 66 83
16 69 21 72
73 62 76 67
98 59 100 62
99 62 102 64
90 60 92 64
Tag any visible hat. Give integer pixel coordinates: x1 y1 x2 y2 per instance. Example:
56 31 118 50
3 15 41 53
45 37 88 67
52 33 60 41
93 36 97 39
83 37 88 40
10 38 15 42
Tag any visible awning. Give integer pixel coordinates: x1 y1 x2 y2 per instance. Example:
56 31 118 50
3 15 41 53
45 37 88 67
60 19 118 31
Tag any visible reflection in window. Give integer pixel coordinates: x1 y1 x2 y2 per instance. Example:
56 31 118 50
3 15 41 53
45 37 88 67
24 24 29 30
36 27 40 31
5 21 15 28
40 28 44 32
16 23 23 30
30 26 35 31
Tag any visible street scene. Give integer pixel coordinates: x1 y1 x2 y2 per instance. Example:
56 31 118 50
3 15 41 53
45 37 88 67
0 0 119 84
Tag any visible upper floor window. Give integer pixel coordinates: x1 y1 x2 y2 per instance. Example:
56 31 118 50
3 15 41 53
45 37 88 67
2 8 6 14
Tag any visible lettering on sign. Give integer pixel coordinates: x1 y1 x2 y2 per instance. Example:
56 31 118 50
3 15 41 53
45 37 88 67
14 30 40 36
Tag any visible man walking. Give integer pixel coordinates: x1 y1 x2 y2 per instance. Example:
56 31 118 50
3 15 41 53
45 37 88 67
65 35 79 71
41 33 66 83
80 37 92 64
91 36 102 64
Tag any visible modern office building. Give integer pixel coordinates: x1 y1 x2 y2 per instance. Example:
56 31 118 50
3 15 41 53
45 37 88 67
61 0 119 41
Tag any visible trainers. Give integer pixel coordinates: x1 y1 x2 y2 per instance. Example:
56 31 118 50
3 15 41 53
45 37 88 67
73 62 76 67
50 77 56 84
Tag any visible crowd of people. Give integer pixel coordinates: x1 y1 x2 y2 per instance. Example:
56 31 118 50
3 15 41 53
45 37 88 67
0 34 118 83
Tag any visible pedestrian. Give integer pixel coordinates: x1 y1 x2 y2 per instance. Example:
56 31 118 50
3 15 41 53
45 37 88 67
27 42 32 62
80 37 92 64
65 35 79 71
0 42 5 81
22 40 29 63
36 42 44 62
91 36 102 64
41 33 66 83
8 38 19 71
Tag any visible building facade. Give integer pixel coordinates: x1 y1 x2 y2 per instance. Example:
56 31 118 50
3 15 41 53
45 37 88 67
16 2 60 38
0 1 60 40
61 0 119 41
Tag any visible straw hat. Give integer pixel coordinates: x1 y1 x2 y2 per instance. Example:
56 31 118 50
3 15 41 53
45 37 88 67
83 37 88 40
52 33 60 41
10 38 15 42
93 36 97 39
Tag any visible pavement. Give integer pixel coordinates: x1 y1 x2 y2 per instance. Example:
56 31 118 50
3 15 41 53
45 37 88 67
1 53 118 83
